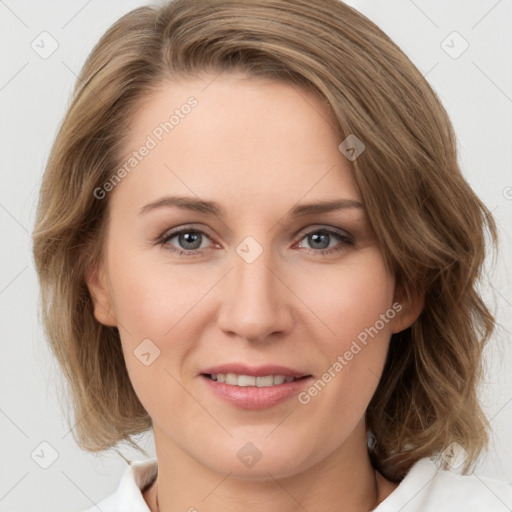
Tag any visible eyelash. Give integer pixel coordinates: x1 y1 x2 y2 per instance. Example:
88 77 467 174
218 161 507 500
158 225 354 257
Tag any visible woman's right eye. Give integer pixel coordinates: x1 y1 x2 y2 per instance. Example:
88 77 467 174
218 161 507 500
159 228 214 256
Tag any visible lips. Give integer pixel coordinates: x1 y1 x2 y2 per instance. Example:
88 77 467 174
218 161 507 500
200 364 313 409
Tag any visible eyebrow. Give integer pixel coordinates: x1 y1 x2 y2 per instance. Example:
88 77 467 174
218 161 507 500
139 195 364 218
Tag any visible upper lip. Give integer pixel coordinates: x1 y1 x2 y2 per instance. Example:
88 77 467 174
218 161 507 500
201 364 310 378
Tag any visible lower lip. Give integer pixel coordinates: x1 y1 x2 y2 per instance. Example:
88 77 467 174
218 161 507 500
201 375 312 410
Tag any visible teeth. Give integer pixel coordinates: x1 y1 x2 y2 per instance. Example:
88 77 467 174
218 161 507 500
237 375 256 387
210 373 297 387
225 373 238 385
256 376 273 387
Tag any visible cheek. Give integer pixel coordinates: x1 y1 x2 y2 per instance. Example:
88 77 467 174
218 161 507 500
295 250 395 413
294 249 395 348
106 243 205 342
103 242 210 399
105 251 202 420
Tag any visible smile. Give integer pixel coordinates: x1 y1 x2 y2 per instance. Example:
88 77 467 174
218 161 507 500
207 373 306 387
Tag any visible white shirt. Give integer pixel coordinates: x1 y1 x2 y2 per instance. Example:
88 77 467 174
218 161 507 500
83 457 512 511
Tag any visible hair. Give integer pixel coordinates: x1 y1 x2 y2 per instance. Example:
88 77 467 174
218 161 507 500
32 0 497 481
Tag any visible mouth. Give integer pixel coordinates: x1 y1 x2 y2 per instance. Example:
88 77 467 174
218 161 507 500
199 364 313 409
203 373 311 387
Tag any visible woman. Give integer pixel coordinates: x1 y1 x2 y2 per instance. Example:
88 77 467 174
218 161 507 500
32 0 512 510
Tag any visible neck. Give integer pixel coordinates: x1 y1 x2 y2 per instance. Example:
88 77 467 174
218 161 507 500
144 422 397 512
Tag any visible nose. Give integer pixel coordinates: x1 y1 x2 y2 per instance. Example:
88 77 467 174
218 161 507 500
216 243 295 343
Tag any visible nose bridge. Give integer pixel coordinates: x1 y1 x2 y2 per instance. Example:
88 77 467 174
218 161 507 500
217 237 292 341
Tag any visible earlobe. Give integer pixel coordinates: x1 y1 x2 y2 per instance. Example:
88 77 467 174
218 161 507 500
84 263 117 327
390 287 424 334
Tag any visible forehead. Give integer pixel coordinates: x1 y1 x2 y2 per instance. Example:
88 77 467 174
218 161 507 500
112 73 361 215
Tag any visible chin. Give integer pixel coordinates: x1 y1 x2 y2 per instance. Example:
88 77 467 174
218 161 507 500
194 434 326 481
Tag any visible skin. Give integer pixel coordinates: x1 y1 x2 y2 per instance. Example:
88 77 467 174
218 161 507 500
87 73 422 512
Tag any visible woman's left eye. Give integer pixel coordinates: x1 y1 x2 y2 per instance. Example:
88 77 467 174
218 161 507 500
295 228 354 255
159 226 354 257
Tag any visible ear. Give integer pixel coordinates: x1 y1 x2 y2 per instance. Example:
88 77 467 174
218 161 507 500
390 285 424 334
84 262 117 327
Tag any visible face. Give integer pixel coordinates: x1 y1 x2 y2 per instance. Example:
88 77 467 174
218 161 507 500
88 73 414 479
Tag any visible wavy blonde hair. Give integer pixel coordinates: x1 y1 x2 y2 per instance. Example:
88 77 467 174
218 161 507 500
32 0 497 481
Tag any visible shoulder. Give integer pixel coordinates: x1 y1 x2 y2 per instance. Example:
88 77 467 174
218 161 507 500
374 458 512 512
82 458 158 512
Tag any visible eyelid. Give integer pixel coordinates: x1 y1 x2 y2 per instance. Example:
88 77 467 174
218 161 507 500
294 223 353 240
158 223 215 241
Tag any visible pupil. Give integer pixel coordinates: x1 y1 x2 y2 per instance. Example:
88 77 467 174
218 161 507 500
180 232 201 250
310 232 329 249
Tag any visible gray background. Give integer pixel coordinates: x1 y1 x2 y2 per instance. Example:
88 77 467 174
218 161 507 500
1 0 511 510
